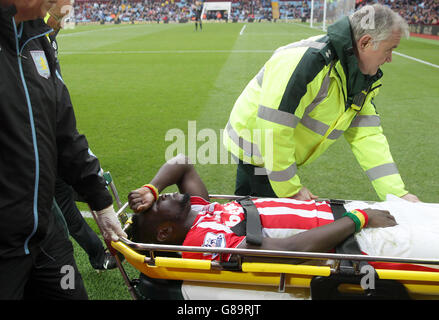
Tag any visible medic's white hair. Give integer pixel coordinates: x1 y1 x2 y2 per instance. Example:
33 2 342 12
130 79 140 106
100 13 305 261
349 4 409 49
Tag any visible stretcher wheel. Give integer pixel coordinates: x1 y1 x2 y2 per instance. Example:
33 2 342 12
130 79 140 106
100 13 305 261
134 274 184 300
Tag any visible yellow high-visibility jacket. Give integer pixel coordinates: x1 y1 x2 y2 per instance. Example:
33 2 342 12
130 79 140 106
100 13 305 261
223 17 407 200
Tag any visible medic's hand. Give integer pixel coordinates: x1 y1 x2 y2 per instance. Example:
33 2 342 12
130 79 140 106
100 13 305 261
128 187 155 213
290 186 318 201
95 205 128 242
400 193 420 203
364 209 397 228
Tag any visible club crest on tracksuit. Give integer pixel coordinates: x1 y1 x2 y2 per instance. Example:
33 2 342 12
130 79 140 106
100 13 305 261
30 51 51 79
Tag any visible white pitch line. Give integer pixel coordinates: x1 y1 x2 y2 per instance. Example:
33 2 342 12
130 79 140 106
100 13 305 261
239 24 246 36
393 51 439 69
57 25 150 38
59 26 438 70
60 49 273 55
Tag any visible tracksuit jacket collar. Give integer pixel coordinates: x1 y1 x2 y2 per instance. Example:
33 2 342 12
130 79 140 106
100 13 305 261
327 16 383 100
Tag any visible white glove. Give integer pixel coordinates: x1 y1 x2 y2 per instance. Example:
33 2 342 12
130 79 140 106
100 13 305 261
95 205 127 242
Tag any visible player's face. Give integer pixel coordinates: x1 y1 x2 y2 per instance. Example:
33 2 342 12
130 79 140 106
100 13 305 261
12 0 56 22
152 192 191 222
134 193 191 243
357 30 401 76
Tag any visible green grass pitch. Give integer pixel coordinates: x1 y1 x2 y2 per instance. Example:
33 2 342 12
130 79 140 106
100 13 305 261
56 22 439 299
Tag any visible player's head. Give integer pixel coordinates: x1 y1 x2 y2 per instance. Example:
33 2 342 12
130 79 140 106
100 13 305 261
2 0 57 22
132 192 192 245
349 4 408 76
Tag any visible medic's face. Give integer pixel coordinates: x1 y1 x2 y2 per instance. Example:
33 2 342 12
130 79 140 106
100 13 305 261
357 30 402 76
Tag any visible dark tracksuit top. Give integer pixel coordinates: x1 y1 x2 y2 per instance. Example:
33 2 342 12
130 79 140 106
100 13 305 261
0 5 112 258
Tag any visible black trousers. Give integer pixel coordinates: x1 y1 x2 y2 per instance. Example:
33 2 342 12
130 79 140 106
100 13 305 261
235 161 277 197
54 178 106 269
0 216 88 300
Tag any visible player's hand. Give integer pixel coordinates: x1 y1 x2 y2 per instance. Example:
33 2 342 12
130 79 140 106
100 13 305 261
364 209 397 228
128 186 155 213
95 205 128 242
400 193 420 203
290 187 318 201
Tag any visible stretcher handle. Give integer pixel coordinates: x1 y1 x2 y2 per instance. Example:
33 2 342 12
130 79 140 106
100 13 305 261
111 239 439 288
118 238 439 267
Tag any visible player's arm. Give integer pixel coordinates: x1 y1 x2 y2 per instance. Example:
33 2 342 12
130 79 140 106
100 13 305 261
238 209 396 254
128 154 209 213
150 154 209 199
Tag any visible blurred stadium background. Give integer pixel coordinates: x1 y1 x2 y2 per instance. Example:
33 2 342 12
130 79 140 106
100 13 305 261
56 0 439 299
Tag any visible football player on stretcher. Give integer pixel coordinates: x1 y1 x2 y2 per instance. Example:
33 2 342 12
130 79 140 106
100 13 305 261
127 154 439 271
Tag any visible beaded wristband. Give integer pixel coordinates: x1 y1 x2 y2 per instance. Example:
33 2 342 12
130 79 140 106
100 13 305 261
142 184 159 202
342 209 368 232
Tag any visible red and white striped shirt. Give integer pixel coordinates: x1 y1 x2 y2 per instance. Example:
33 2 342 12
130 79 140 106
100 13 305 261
182 196 334 261
183 197 439 273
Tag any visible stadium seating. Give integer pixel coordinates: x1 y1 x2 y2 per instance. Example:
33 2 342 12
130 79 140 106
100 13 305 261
72 0 438 25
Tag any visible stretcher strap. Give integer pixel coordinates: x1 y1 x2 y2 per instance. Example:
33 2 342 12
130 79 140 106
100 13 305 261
231 197 263 246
